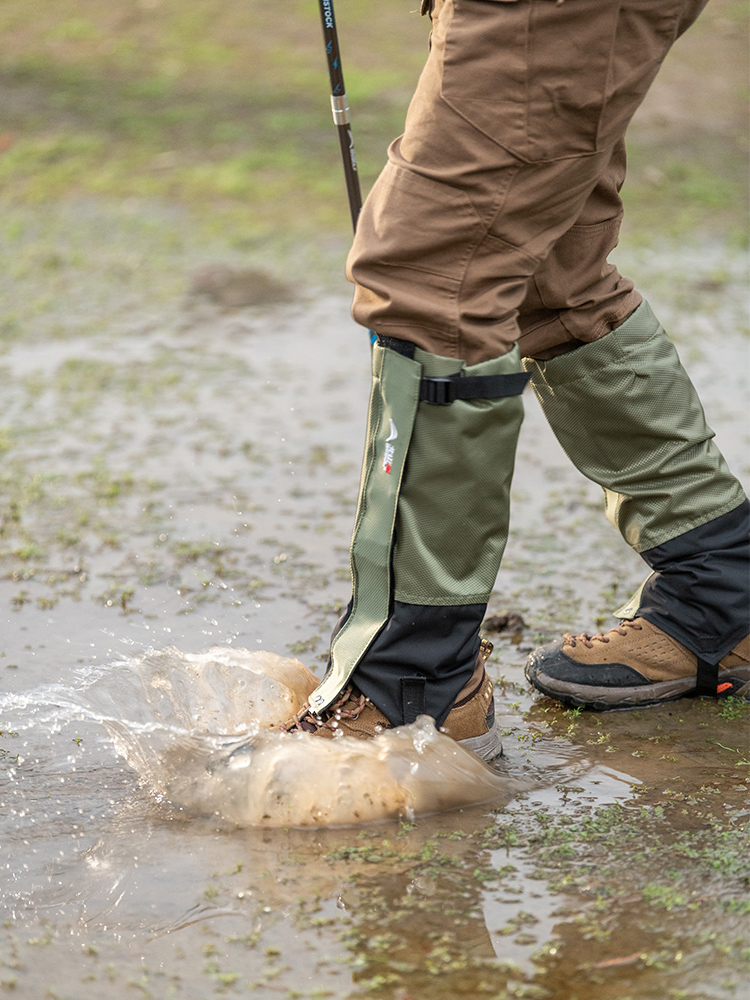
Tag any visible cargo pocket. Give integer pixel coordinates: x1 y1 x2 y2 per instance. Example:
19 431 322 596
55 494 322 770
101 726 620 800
441 0 622 163
595 0 692 150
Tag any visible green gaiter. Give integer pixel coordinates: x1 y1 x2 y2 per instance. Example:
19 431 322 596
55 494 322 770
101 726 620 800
309 342 526 715
523 300 745 553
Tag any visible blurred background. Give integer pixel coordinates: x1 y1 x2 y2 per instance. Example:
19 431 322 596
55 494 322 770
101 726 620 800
1 0 747 298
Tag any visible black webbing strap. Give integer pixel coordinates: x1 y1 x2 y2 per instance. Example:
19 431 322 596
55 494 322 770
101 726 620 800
694 657 719 697
419 372 530 405
400 675 426 724
378 335 416 358
375 336 530 404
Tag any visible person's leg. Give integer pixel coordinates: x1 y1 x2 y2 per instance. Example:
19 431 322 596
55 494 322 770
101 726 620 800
513 128 749 708
302 0 735 746
308 339 527 736
522 301 749 706
303 0 637 750
515 140 641 360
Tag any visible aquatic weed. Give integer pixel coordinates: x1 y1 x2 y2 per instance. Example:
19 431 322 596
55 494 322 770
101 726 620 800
717 695 748 721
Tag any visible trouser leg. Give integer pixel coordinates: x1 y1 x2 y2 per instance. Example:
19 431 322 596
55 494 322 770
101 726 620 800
515 140 641 360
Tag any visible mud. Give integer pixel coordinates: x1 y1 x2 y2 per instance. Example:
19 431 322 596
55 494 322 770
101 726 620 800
0 202 748 998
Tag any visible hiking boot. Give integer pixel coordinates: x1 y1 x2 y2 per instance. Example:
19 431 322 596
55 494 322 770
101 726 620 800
440 639 503 762
526 618 750 710
283 639 503 763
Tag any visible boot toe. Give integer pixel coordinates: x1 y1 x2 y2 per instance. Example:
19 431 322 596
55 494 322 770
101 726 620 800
525 642 652 693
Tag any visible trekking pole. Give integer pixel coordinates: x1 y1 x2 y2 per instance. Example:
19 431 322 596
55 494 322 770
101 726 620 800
317 0 363 232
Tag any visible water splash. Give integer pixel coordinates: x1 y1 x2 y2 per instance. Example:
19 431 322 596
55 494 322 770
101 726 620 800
81 646 510 827
84 645 318 733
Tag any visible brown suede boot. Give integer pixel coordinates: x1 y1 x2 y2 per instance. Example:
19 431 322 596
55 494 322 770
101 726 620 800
526 618 750 709
282 640 503 762
440 640 502 761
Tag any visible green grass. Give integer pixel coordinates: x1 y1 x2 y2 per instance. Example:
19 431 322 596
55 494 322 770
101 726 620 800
0 0 746 247
0 0 428 238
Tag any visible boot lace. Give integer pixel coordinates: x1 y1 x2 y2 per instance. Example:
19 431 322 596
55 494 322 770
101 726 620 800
285 686 370 735
563 619 643 649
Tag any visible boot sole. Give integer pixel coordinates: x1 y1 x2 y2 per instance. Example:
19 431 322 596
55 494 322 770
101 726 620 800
458 718 503 763
528 665 750 711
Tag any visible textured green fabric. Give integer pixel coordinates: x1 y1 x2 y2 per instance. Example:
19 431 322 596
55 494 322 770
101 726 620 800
394 347 525 604
309 342 526 714
524 300 746 553
309 344 422 714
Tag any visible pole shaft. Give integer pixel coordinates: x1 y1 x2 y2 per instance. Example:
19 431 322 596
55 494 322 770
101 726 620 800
317 0 363 231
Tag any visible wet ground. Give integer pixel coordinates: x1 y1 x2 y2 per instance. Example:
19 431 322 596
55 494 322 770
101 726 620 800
0 198 748 999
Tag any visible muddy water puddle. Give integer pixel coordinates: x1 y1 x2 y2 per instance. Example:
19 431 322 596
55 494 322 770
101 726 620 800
2 671 747 1000
0 222 749 998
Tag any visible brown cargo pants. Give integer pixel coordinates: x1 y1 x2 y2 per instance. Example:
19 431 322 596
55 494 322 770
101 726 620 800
348 0 709 363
